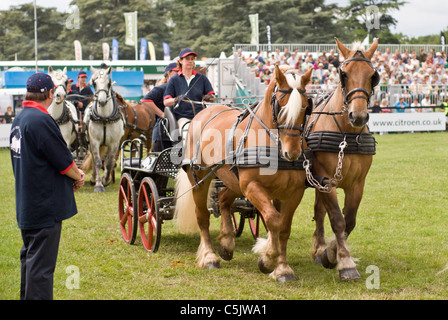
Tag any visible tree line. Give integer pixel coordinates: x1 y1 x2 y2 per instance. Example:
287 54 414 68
0 0 442 61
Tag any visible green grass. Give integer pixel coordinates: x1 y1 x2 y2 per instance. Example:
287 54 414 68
1 132 448 300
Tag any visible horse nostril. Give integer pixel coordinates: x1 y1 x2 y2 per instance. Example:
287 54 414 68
348 111 354 121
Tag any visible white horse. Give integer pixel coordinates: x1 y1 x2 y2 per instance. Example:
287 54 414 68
48 66 79 147
83 66 124 192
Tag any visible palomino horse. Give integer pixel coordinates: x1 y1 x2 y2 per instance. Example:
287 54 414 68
47 66 79 147
304 38 379 280
175 65 313 282
83 66 125 192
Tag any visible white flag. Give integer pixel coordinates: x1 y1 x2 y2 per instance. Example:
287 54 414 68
124 12 137 46
102 43 110 61
249 14 259 46
361 34 369 49
74 40 82 61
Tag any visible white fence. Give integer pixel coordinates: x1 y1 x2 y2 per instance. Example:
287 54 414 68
234 43 445 57
0 124 12 148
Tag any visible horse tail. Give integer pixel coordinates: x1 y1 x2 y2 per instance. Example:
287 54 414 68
81 152 93 172
81 146 108 173
174 168 199 234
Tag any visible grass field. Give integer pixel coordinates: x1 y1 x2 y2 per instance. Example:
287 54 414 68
1 132 448 300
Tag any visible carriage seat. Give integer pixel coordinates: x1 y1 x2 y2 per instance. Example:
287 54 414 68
162 106 181 143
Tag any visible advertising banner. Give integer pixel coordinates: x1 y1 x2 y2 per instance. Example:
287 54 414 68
368 112 446 132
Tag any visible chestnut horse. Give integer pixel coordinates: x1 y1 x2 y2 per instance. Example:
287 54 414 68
175 65 313 282
304 38 379 280
119 95 156 154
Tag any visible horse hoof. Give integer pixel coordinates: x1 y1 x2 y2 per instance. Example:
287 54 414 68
277 274 296 283
339 268 361 281
218 246 233 261
258 257 274 274
94 186 105 192
313 255 323 265
321 249 337 269
204 261 221 269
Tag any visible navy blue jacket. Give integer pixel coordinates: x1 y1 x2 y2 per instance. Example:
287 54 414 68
10 101 77 230
163 70 215 120
69 83 94 113
142 83 170 142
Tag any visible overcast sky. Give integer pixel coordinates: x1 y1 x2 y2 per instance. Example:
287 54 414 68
0 0 447 38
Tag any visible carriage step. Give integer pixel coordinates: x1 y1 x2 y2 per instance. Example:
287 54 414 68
157 197 175 220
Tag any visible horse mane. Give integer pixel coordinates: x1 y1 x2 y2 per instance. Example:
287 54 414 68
267 65 304 126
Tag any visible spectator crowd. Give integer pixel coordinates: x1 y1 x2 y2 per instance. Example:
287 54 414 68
239 46 448 114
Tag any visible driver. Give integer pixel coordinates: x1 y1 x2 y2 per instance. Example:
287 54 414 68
68 71 94 116
163 48 215 132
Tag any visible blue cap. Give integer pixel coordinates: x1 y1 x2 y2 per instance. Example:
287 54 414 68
78 71 87 78
179 48 197 59
165 62 179 73
26 73 55 93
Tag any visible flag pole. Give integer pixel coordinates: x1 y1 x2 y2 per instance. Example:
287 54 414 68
134 11 138 61
33 0 38 72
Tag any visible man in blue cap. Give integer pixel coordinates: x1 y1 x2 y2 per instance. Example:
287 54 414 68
142 62 179 151
69 70 94 116
10 72 85 300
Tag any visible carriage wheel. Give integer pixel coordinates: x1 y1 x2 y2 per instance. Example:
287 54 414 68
231 212 245 238
118 173 138 244
138 177 162 253
248 211 268 239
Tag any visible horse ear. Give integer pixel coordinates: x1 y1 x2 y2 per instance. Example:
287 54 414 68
106 66 112 75
301 67 313 86
62 67 67 74
365 38 379 60
275 64 287 87
48 66 54 73
90 66 97 73
335 37 351 60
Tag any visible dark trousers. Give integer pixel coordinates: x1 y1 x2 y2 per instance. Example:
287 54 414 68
20 222 62 300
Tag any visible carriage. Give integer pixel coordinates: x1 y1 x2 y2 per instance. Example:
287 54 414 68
117 118 268 253
116 38 379 282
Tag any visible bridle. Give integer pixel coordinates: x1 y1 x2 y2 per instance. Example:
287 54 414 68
270 86 313 137
89 71 121 124
338 50 380 108
93 73 113 105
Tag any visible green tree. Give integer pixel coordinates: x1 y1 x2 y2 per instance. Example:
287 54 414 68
248 0 342 44
168 0 342 57
338 0 405 43
59 0 170 60
0 4 66 60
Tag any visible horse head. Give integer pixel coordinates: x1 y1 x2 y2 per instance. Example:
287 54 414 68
335 37 379 128
91 66 112 107
268 65 312 161
48 66 68 104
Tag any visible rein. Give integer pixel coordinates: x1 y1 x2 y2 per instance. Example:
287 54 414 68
90 87 121 124
87 83 124 146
